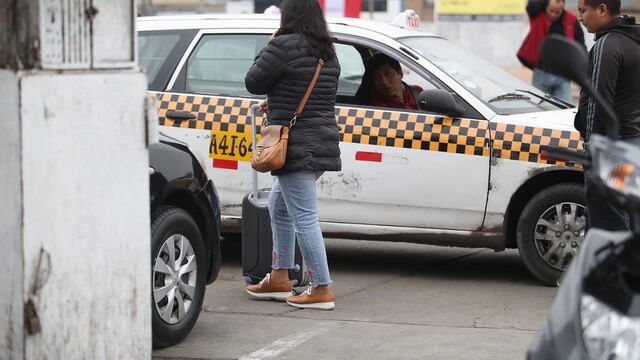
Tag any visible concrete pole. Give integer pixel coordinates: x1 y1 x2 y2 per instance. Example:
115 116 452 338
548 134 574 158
0 70 24 360
0 1 151 358
0 4 27 354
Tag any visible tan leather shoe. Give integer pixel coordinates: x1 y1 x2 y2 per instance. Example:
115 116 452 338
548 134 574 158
246 273 293 301
286 285 335 310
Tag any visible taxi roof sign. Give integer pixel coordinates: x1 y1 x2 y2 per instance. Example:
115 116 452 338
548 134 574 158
391 9 421 30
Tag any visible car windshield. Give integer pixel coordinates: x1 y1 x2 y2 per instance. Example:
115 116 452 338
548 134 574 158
399 36 567 115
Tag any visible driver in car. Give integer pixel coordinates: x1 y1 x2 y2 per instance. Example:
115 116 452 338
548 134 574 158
355 54 422 110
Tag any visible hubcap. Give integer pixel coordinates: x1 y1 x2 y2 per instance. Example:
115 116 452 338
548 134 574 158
534 202 587 271
153 234 198 324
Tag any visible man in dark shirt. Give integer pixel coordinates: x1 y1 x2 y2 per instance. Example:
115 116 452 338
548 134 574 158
575 0 640 231
356 54 422 110
517 0 586 102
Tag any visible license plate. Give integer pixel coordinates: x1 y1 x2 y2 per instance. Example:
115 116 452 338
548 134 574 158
209 130 259 162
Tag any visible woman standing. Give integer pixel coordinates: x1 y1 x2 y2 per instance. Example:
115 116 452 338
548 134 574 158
244 0 341 310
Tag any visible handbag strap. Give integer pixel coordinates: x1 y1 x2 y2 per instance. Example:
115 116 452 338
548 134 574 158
290 58 324 127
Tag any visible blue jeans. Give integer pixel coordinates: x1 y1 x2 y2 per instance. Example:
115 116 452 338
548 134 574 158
532 69 573 103
268 171 332 287
585 136 640 231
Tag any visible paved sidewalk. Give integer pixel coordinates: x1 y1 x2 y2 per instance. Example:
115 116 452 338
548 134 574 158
153 238 556 360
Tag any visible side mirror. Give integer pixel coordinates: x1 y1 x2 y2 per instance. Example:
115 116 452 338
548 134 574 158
417 89 460 117
539 34 619 137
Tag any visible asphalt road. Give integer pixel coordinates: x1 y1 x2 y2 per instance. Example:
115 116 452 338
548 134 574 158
153 237 557 360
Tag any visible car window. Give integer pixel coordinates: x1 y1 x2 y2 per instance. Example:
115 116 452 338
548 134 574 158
334 42 440 109
335 43 365 97
399 63 439 93
139 34 179 85
138 30 195 91
186 34 269 97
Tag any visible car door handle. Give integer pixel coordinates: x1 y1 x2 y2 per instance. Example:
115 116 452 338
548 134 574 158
166 110 196 121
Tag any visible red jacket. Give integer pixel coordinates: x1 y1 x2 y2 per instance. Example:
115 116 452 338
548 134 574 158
371 84 423 110
517 11 577 69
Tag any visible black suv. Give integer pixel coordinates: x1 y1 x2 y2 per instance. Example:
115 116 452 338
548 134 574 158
149 134 221 347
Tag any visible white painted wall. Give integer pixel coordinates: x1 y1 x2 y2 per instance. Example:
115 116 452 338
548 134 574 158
432 20 593 68
0 70 24 360
226 0 253 13
435 20 528 68
1 70 152 359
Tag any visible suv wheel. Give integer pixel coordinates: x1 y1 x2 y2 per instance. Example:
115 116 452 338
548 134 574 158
517 183 586 286
151 206 206 348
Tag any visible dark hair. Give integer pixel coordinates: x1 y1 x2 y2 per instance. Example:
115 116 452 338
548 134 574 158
584 0 621 15
275 0 336 60
354 53 402 104
367 54 401 73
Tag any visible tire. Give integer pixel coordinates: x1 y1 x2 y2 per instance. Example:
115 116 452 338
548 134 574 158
516 183 586 286
151 206 207 348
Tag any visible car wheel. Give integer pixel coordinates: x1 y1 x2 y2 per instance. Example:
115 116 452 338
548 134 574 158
151 206 206 348
517 183 586 286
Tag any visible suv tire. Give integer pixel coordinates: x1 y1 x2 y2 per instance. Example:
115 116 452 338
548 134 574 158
151 206 206 348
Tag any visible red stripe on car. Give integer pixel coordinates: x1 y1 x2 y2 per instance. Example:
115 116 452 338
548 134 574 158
213 159 238 170
355 151 382 162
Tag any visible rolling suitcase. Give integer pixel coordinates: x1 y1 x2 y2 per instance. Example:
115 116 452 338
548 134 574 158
241 104 308 286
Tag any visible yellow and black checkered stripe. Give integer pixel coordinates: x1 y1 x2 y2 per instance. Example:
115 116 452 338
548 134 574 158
155 92 583 166
491 123 583 164
336 108 491 157
157 94 260 132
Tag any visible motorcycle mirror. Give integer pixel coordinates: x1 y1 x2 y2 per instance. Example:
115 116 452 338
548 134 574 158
539 35 619 138
539 35 590 88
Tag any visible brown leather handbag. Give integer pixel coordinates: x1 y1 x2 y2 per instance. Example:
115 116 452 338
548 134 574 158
251 59 324 173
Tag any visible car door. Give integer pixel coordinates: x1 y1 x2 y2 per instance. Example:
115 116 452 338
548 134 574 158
320 39 492 231
152 31 271 219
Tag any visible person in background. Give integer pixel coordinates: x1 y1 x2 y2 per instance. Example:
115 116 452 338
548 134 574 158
517 0 586 103
244 0 341 310
575 0 640 231
355 54 422 110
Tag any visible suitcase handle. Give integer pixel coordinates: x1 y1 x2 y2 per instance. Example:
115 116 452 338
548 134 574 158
250 104 261 198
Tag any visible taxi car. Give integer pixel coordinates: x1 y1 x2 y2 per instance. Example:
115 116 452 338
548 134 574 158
137 11 585 286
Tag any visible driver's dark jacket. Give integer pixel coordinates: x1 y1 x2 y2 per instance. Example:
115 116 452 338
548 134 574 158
575 16 640 140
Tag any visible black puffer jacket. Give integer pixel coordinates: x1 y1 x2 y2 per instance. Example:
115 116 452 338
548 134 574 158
245 33 342 175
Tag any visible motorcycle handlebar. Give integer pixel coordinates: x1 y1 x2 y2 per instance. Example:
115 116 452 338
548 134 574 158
540 146 592 167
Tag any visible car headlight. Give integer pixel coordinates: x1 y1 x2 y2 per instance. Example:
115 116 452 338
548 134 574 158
598 146 640 198
581 294 640 360
601 161 640 199
593 140 640 201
